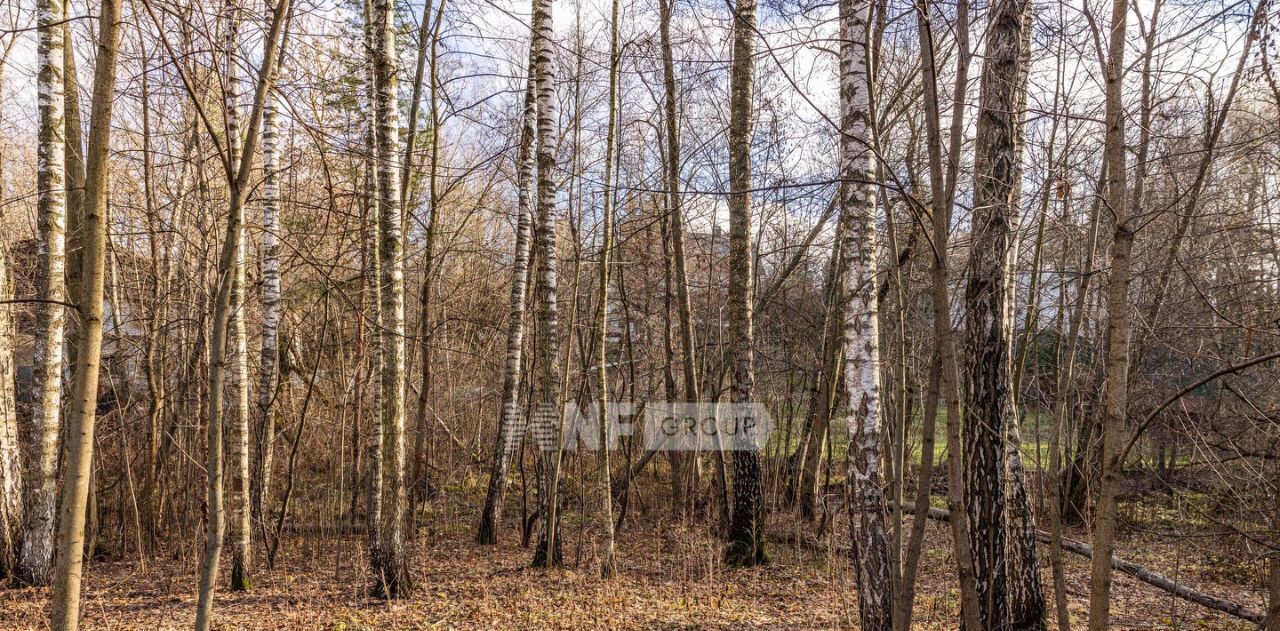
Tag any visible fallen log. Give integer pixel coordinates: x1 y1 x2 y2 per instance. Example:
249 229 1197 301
899 502 1266 626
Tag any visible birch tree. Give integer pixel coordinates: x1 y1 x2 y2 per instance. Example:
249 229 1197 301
371 0 412 597
837 0 893 624
175 0 294 624
225 5 255 591
960 0 1044 625
17 0 68 587
360 0 384 573
477 43 537 546
723 0 766 568
255 23 285 538
529 0 566 568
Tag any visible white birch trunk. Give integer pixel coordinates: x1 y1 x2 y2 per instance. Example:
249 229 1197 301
255 69 283 537
594 0 621 576
18 0 67 587
837 0 894 626
724 0 766 568
529 0 566 570
371 0 411 597
476 43 536 546
361 0 384 571
225 9 254 591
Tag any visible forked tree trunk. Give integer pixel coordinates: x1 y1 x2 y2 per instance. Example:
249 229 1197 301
836 0 893 625
476 45 536 546
18 0 68 588
371 0 412 598
723 0 765 568
191 0 292 626
960 0 1042 626
48 0 123 625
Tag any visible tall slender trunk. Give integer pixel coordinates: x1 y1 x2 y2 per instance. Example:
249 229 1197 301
724 0 765 568
658 0 702 518
960 0 1041 625
1001 6 1045 627
18 0 68 587
476 44 537 546
594 0 621 576
255 25 286 540
371 0 412 598
797 238 842 521
529 0 566 569
910 0 982 621
62 21 86 347
0 246 19 578
224 7 254 591
1087 0 1133 622
48 0 122 626
838 0 892 624
410 0 444 511
360 0 384 574
138 47 167 555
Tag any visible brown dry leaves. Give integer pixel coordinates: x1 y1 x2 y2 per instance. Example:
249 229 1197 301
0 500 1263 629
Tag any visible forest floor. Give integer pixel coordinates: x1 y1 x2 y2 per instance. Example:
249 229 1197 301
1 488 1267 629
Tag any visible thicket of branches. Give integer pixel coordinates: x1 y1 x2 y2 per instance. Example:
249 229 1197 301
0 0 1279 627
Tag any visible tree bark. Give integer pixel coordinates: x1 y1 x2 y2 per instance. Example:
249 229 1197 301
254 19 287 542
371 0 412 598
724 0 765 568
529 0 566 569
0 245 20 578
837 0 893 625
1087 0 1133 623
594 0 622 578
48 0 123 625
476 43 537 546
360 0 384 575
225 7 254 591
18 0 68 587
960 0 1042 625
